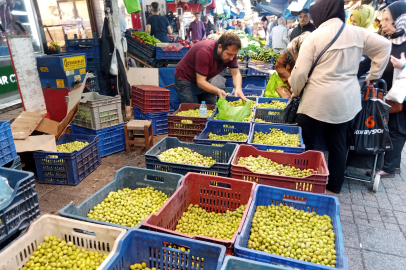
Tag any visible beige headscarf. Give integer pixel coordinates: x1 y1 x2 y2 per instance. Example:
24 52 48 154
287 31 311 63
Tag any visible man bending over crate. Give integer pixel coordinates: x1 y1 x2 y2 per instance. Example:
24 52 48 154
174 32 247 104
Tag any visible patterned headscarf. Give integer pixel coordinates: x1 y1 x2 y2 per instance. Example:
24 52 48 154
286 32 311 63
386 1 406 45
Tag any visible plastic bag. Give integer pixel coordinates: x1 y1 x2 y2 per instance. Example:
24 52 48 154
387 68 406 103
110 48 118 76
123 0 141 14
264 73 287 98
216 98 251 121
0 175 13 206
349 86 392 155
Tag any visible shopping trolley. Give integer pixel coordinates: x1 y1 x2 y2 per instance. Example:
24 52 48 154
345 79 388 192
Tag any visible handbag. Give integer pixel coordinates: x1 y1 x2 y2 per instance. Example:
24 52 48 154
386 68 406 113
387 100 403 113
283 23 346 124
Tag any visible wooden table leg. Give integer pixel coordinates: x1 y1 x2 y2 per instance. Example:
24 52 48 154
124 124 131 152
144 125 150 151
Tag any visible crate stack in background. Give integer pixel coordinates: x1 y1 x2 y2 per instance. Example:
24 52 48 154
69 92 125 158
167 103 216 142
132 85 173 135
65 33 116 96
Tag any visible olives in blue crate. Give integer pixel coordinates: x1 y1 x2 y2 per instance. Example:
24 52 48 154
158 147 216 167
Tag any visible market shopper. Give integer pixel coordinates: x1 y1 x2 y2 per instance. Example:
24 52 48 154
350 5 376 31
203 16 215 36
270 17 289 54
289 9 316 41
358 1 406 178
145 2 172 43
290 0 391 193
265 17 277 48
174 32 247 104
188 12 206 41
275 31 311 87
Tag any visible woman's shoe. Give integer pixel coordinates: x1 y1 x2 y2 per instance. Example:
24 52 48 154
375 170 395 178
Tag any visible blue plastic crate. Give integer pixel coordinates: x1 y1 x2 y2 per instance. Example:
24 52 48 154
33 134 101 185
225 77 267 88
104 229 226 270
245 84 266 89
235 185 348 270
220 67 248 77
210 107 255 124
70 124 125 157
252 108 284 124
247 58 274 76
194 121 252 146
65 33 100 58
225 95 257 107
1 155 22 170
0 121 17 167
145 137 238 177
133 107 173 135
156 46 189 60
256 97 289 107
59 166 183 229
221 256 291 270
231 88 264 97
0 168 40 246
248 124 305 153
87 57 101 72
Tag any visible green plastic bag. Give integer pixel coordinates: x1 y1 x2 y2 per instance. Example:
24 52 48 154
216 98 251 121
124 0 141 14
264 73 287 98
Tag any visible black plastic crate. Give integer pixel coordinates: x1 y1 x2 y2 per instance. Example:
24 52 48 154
126 30 156 58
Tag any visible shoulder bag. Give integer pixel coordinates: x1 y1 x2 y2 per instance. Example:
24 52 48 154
283 23 346 124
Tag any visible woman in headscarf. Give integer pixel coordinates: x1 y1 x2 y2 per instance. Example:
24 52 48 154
289 0 391 193
350 4 376 31
358 1 406 178
275 31 311 88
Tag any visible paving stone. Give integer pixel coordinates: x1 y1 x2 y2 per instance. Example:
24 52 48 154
366 212 382 221
381 215 398 224
345 247 364 270
384 222 400 231
340 215 355 224
391 204 406 213
354 211 368 219
352 205 365 212
338 197 352 205
340 209 353 217
340 202 352 210
400 225 406 233
364 207 379 214
364 250 406 270
351 193 364 200
366 220 385 229
377 200 393 210
342 223 361 249
352 199 379 208
388 194 404 206
355 218 369 226
363 195 377 202
379 209 394 217
358 226 406 256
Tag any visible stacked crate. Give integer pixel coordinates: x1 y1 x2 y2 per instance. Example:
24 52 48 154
65 33 116 96
132 85 173 135
70 92 125 158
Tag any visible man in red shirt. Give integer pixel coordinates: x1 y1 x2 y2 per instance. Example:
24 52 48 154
174 32 247 104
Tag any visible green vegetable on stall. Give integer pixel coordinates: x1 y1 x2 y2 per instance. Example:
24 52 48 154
132 31 161 46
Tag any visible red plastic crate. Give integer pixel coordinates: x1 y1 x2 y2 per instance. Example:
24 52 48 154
167 103 216 142
131 85 170 113
230 145 329 194
142 173 256 255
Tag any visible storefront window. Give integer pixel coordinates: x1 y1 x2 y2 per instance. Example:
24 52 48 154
36 0 93 51
0 0 42 57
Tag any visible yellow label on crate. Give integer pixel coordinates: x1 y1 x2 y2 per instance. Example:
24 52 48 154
56 79 65 88
79 68 86 74
63 55 86 71
40 67 49 72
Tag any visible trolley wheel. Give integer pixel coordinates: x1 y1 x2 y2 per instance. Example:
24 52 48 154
373 174 380 193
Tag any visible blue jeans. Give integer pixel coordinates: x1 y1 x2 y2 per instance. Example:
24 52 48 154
175 77 217 104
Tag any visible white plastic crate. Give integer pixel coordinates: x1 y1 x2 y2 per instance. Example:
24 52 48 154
71 92 123 130
0 214 126 270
